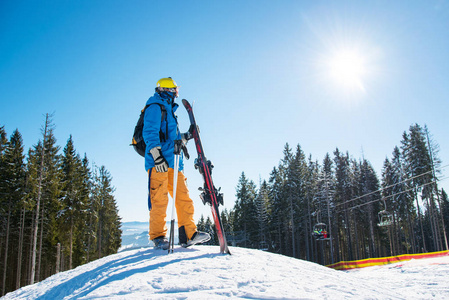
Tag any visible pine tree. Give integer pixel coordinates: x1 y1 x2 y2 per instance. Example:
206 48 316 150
204 216 216 245
381 146 415 255
359 159 383 257
381 158 398 255
0 126 7 154
333 149 353 261
73 155 91 267
220 209 232 244
274 144 293 255
27 114 59 284
313 153 335 263
424 125 448 250
255 181 270 250
401 124 440 252
233 172 257 248
1 129 26 295
442 189 449 239
39 128 62 277
26 118 61 283
196 215 206 232
0 126 7 292
93 165 121 258
284 144 308 258
59 135 89 269
267 166 282 253
393 146 415 253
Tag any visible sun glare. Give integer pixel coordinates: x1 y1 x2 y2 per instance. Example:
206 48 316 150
327 49 367 92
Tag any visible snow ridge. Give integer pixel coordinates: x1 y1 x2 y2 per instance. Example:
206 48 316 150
4 246 449 299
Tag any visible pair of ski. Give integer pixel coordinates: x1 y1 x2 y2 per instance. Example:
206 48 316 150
167 99 231 255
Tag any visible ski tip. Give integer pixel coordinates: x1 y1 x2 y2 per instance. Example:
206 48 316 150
182 98 194 110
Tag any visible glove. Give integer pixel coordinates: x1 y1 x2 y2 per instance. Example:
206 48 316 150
174 140 183 155
149 146 168 172
174 140 190 160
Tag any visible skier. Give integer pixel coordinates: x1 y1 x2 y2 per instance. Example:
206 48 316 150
313 228 325 239
322 230 328 239
143 77 210 250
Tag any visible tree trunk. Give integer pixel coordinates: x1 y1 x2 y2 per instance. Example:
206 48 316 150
289 197 296 257
30 114 49 284
69 218 73 270
344 208 353 260
98 216 102 259
426 129 448 250
56 243 61 274
37 203 45 282
16 207 26 290
2 206 11 296
87 214 92 262
416 193 427 252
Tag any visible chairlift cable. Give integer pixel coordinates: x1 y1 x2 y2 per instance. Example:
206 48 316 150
335 164 449 209
337 177 448 212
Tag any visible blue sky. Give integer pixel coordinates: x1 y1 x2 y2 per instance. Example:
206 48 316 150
1 0 448 222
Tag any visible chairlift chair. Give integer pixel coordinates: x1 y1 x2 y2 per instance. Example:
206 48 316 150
312 223 330 240
377 210 393 227
377 197 393 227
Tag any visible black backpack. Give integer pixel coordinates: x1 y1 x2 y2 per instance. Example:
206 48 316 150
131 103 167 157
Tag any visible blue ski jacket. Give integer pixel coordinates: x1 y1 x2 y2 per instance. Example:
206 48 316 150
142 92 183 172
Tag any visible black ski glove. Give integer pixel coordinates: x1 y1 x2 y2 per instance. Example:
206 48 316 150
149 146 168 172
174 140 190 160
174 140 183 155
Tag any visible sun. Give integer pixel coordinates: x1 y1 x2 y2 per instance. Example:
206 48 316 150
327 49 367 92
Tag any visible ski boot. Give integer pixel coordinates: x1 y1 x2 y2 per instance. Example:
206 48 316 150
181 231 211 248
153 236 169 250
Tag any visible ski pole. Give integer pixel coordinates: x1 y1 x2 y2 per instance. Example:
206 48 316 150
168 141 182 254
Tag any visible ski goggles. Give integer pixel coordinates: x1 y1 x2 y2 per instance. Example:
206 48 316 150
159 87 179 96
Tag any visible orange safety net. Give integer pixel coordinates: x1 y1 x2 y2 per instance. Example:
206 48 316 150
327 250 449 270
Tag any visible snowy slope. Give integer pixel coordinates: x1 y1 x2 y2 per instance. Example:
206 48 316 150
4 245 449 299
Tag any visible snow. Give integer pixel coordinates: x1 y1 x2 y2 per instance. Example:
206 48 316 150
4 246 449 299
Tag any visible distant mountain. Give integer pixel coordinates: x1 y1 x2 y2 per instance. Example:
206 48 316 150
120 221 178 251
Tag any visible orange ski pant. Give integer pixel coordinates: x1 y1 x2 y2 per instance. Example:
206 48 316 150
148 167 197 241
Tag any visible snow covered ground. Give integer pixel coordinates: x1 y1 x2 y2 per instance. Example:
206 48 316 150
4 245 449 299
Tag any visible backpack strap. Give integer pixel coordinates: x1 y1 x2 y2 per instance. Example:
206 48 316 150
144 103 167 142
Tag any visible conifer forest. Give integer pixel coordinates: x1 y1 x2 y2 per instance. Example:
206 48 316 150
198 123 449 267
0 115 122 295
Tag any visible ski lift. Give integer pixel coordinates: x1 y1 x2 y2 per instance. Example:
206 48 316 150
311 211 330 240
377 198 393 227
312 222 330 240
377 210 393 227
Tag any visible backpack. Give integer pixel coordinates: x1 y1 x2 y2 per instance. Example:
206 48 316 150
131 103 167 157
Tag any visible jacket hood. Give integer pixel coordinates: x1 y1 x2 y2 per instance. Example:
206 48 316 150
147 92 179 112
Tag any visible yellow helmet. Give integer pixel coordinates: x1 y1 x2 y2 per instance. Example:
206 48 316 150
156 77 178 89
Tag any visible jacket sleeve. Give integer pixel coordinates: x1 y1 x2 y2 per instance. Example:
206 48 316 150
142 104 162 153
